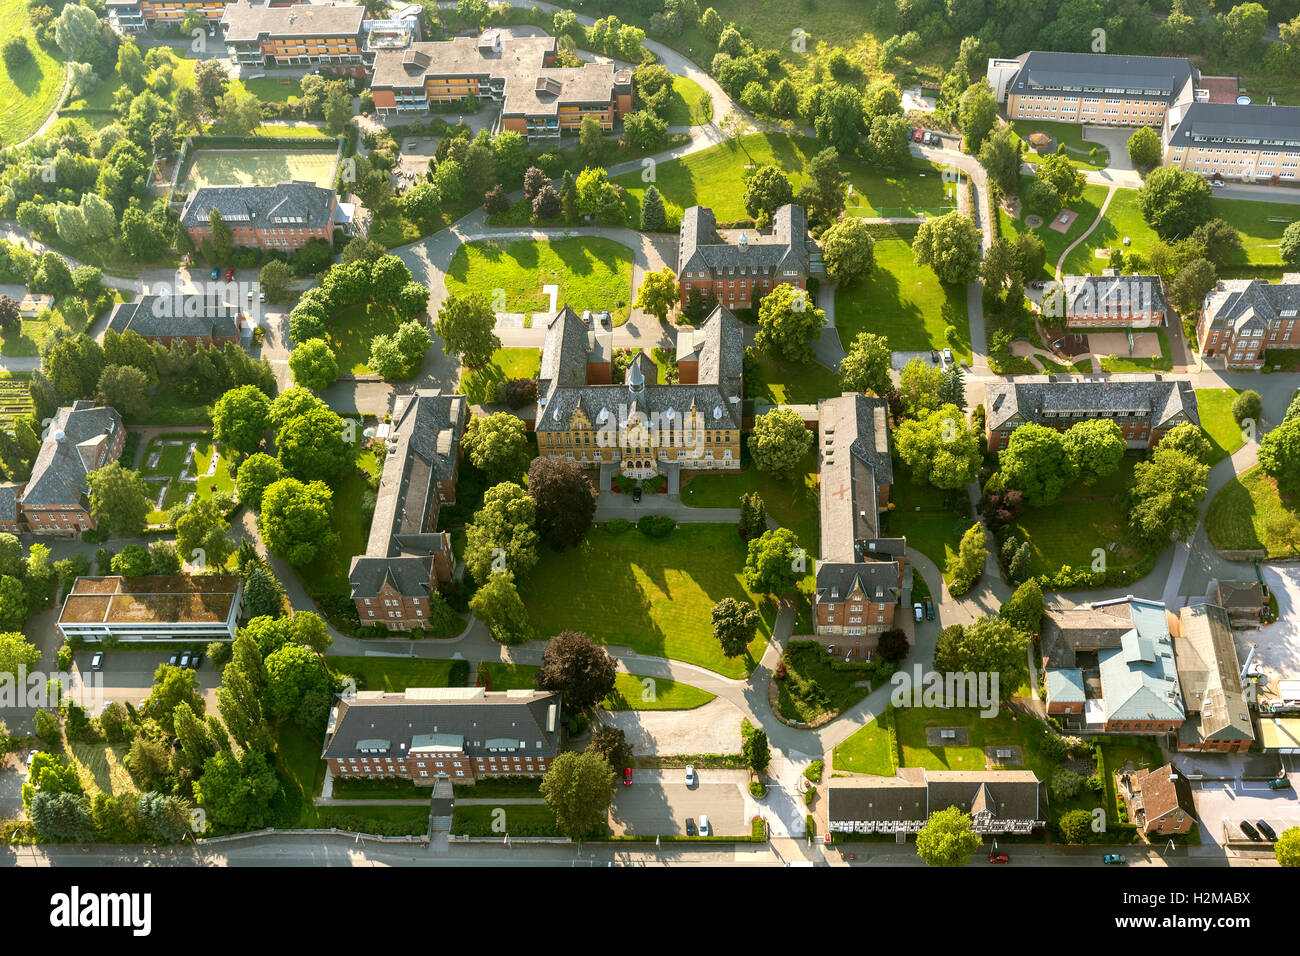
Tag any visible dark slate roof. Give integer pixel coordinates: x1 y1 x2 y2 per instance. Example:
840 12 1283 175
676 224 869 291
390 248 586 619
818 393 894 564
1169 102 1300 153
349 389 465 600
1058 274 1166 318
678 203 810 276
814 557 903 606
536 304 745 432
985 376 1199 433
1041 600 1137 668
1175 603 1254 744
21 403 123 508
322 688 561 760
1009 51 1195 101
828 770 1043 827
106 293 240 341
180 180 337 230
1202 275 1300 334
0 483 19 521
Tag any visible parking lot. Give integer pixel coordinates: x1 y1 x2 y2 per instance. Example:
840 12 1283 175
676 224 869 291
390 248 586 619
1253 566 1300 690
1191 779 1300 847
608 769 750 837
64 650 221 716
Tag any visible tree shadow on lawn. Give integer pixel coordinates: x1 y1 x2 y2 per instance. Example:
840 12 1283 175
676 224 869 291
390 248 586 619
9 57 45 98
551 238 605 279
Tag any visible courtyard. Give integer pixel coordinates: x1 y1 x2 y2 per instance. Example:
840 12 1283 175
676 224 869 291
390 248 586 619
138 432 237 526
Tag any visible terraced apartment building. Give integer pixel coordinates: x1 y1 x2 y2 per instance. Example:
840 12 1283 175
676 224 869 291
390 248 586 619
677 204 815 310
813 394 905 656
180 180 338 251
347 390 466 632
984 377 1199 451
534 305 744 480
987 51 1200 128
1199 273 1300 370
107 0 236 30
369 30 632 140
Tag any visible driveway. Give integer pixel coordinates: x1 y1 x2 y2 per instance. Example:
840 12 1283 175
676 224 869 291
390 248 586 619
1191 778 1300 848
609 770 749 836
1080 126 1136 172
0 759 26 820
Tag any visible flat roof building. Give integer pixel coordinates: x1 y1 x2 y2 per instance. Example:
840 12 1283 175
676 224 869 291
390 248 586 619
57 575 242 642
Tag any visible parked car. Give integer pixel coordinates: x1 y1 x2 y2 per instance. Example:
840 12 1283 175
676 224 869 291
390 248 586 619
930 349 939 363
698 814 710 836
189 651 203 670
942 347 954 365
912 129 923 142
622 767 633 786
26 750 40 768
89 651 103 671
913 602 924 622
1257 820 1278 841
632 486 642 503
209 268 219 280
168 652 181 667
927 132 941 146
1212 179 1226 188
224 267 235 281
988 851 1010 863
684 764 695 787
1102 853 1126 864
685 818 696 836
1240 820 1262 841
1269 776 1292 790
924 600 934 621
178 651 192 669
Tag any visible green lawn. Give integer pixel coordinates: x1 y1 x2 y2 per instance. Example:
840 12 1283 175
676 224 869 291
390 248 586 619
0 318 51 357
999 180 1111 280
893 707 1066 785
831 709 898 776
777 641 875 723
1207 465 1300 557
480 662 716 711
296 444 381 602
326 303 408 375
744 349 844 406
1057 188 1160 276
1194 388 1247 466
444 237 634 325
611 132 954 227
834 226 971 360
883 466 970 583
458 348 541 406
680 447 819 549
138 433 236 525
1210 197 1298 269
1008 460 1152 579
516 523 777 677
328 655 461 692
451 804 559 837
664 75 712 126
0 0 65 149
239 75 305 102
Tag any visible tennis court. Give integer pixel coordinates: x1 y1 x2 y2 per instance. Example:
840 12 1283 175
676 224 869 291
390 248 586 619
181 148 339 191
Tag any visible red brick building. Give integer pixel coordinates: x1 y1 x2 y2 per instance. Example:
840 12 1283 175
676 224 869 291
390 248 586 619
180 180 338 252
0 403 126 536
1122 764 1197 836
105 293 242 347
677 204 813 310
1043 273 1167 328
1173 603 1256 753
322 688 561 785
985 377 1199 452
347 391 466 631
1198 274 1300 370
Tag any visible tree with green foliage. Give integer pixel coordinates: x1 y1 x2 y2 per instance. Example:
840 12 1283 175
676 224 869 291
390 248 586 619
897 357 945 418
193 749 279 831
934 614 1026 696
1001 423 1077 507
464 481 539 586
235 453 285 512
1057 808 1093 845
434 292 501 371
1232 389 1263 427
1035 153 1086 206
639 184 667 231
1158 423 1213 465
748 407 813 478
742 165 794 228
288 338 339 392
534 630 616 713
1062 419 1125 485
744 727 771 774
1258 415 1300 492
913 211 982 285
1127 446 1209 548
635 267 679 323
463 412 531 485
541 750 614 839
712 597 760 657
743 527 802 595
145 663 205 735
957 80 997 152
212 385 271 454
1126 125 1162 169
259 478 338 565
275 405 355 482
263 642 332 721
946 523 988 595
978 125 1022 196
754 283 825 363
839 332 892 397
821 217 876 285
916 806 982 866
795 147 847 227
1168 258 1218 316
895 405 982 490
1139 166 1213 239
175 498 236 571
468 569 531 644
1001 579 1045 635
87 462 151 538
738 491 768 542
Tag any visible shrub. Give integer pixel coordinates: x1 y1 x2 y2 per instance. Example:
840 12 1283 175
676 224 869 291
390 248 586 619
636 514 676 537
504 377 538 409
206 641 233 667
803 785 817 806
602 518 633 534
749 780 767 798
804 759 824 783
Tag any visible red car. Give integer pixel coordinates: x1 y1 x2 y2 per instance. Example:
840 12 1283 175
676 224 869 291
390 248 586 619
912 129 924 142
622 767 633 786
989 852 1010 864
224 267 235 281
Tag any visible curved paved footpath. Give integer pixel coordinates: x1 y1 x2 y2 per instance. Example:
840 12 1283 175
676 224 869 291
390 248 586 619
1054 184 1117 279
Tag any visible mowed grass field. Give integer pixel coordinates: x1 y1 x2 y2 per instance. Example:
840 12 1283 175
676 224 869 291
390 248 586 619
1057 188 1159 276
999 180 1111 280
885 466 970 583
444 237 635 325
611 132 953 227
834 225 971 359
665 75 712 126
1207 465 1300 557
1210 197 1299 270
831 709 898 776
459 347 541 406
182 148 339 190
479 661 715 710
516 523 776 678
139 433 236 525
1194 388 1247 466
0 0 65 148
